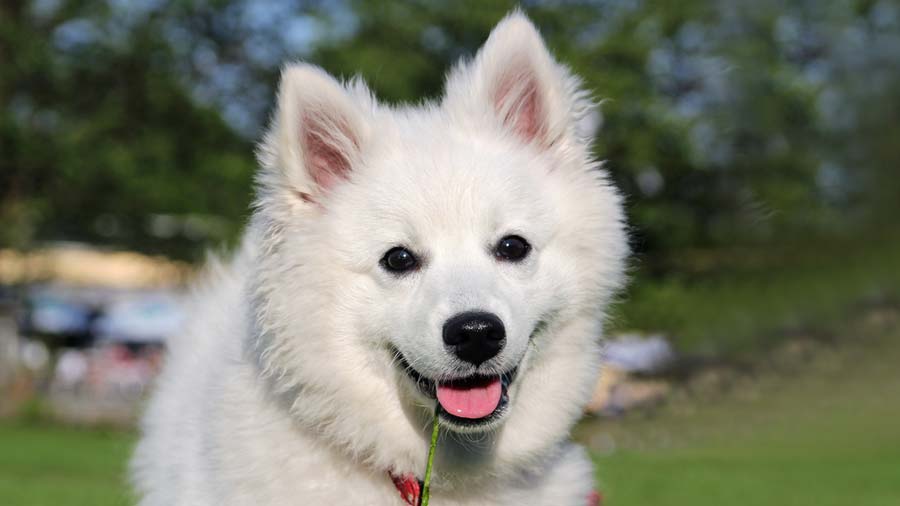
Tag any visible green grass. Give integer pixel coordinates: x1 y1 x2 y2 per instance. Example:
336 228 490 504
0 422 134 506
578 326 900 506
612 233 900 354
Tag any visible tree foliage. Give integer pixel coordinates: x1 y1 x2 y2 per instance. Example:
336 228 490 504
2 0 898 262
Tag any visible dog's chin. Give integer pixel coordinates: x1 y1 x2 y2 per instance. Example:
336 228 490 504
396 354 518 433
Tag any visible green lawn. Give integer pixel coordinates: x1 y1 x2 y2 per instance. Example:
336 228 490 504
580 326 900 506
0 423 134 506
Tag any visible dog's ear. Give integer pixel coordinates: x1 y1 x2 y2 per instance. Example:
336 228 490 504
444 11 589 149
269 64 369 198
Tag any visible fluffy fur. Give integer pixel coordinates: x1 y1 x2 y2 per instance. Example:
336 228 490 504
132 12 628 505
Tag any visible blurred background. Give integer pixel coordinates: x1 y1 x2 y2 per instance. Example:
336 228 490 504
1 1 899 505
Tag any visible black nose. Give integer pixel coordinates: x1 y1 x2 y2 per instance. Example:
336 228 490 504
442 311 505 366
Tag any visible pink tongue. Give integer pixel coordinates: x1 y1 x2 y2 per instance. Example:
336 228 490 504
436 377 502 419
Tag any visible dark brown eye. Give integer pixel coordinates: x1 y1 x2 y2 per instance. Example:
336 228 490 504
494 235 531 262
380 247 418 273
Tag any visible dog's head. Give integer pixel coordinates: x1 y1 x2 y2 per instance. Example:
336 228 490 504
250 12 627 476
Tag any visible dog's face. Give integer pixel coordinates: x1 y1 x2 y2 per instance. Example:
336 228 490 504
331 128 573 433
251 13 627 473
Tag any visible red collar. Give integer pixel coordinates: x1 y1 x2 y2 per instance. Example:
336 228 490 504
390 473 422 505
390 472 602 506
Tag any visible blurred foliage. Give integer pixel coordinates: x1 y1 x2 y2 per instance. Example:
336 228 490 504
1 0 258 257
2 0 899 264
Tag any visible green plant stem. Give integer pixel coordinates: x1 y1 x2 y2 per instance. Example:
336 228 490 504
420 407 440 506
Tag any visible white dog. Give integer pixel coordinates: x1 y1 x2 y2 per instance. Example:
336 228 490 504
131 11 627 506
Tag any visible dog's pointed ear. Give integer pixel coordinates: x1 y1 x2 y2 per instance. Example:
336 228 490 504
444 11 589 149
269 64 369 198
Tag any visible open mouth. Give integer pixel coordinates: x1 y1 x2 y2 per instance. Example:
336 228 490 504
397 354 517 428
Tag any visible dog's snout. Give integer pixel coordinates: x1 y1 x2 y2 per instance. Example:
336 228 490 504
442 312 505 366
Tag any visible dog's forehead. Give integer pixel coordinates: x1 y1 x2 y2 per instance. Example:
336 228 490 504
371 134 547 214
325 128 558 249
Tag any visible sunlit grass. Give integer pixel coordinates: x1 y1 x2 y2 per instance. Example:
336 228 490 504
612 233 900 353
580 326 900 506
0 422 134 506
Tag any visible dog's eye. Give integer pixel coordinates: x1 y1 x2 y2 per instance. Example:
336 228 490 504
380 247 419 274
494 235 531 262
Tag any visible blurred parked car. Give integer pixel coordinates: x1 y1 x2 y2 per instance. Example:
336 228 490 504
18 289 100 348
93 293 183 347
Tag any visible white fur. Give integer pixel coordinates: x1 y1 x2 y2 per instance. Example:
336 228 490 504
132 12 628 506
